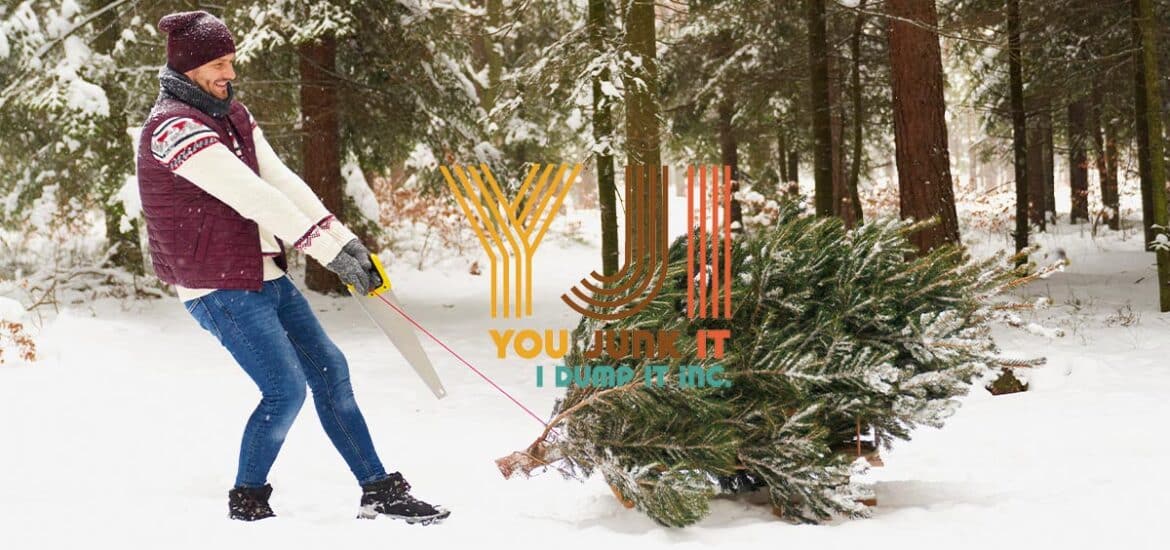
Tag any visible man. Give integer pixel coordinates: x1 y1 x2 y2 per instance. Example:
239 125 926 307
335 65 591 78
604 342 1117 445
136 10 450 525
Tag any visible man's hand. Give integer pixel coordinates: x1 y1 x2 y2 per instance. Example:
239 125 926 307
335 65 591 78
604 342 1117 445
343 238 384 291
327 238 383 295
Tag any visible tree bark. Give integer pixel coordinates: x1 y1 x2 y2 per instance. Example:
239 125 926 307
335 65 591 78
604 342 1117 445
1027 120 1046 230
718 93 743 230
1103 119 1121 230
1134 0 1170 311
1008 0 1029 259
887 0 961 253
1133 0 1156 245
470 0 504 113
1090 85 1108 225
1068 99 1090 223
590 0 619 276
807 0 835 217
1041 107 1055 221
299 36 346 293
848 0 868 225
778 128 790 185
717 30 743 230
788 150 800 192
829 55 855 227
623 0 661 250
624 0 661 171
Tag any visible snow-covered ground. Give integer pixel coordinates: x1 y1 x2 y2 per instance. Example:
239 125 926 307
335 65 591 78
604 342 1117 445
2 190 1168 549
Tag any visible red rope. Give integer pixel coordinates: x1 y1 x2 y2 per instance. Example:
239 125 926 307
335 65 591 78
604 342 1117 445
372 292 550 428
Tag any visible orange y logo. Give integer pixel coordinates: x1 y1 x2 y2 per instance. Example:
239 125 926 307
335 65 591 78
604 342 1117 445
443 163 581 318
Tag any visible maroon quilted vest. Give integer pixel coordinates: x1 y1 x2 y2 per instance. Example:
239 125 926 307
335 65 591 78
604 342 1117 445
136 98 288 291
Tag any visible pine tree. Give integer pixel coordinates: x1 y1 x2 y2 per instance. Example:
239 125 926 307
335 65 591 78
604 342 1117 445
887 0 960 253
229 0 493 289
0 0 153 272
500 201 1007 527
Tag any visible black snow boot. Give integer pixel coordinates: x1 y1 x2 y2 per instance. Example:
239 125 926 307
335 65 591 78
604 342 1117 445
357 472 450 525
228 483 276 521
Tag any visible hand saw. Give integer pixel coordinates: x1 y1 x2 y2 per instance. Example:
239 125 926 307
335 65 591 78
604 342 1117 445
347 254 448 399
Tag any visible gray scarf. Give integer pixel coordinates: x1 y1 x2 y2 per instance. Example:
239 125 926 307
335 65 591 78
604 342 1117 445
157 65 235 118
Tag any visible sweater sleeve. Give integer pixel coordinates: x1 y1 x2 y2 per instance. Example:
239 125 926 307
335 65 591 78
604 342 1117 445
249 114 362 246
150 116 346 266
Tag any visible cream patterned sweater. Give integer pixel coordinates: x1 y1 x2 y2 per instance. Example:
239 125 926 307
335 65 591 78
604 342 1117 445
149 109 359 301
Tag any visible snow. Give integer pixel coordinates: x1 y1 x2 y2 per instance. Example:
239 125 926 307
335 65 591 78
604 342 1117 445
342 154 380 222
115 175 141 233
599 79 621 98
58 36 109 117
0 25 9 59
0 296 24 322
1150 232 1169 251
2 191 1169 549
28 184 59 233
405 142 438 171
566 107 583 131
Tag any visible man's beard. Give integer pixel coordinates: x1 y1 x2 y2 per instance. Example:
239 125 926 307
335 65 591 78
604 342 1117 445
157 65 235 118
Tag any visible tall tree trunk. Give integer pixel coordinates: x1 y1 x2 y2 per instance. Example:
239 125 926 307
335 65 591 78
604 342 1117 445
1008 0 1029 259
1068 99 1090 223
788 150 800 191
848 0 868 224
299 35 345 293
829 54 853 227
1041 107 1055 221
1103 119 1121 230
778 128 790 185
1133 0 1156 245
807 0 835 217
590 0 618 276
785 100 801 193
969 142 981 192
470 0 504 114
1090 85 1108 225
623 0 661 250
624 0 661 171
717 30 743 230
718 94 743 230
1027 120 1046 230
1134 0 1170 311
887 0 960 253
92 0 143 274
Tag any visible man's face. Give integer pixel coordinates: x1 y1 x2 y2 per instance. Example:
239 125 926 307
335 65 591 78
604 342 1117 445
184 53 236 100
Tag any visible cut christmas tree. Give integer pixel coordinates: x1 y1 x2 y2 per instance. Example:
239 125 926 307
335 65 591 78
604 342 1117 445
498 202 1017 527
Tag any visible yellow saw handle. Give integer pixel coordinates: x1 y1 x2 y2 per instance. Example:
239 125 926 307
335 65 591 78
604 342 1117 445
347 253 393 297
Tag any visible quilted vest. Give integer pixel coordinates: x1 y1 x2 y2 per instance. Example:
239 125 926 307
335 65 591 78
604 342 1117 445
136 97 288 291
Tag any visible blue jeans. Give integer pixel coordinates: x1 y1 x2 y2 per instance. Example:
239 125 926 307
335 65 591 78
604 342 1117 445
183 275 388 488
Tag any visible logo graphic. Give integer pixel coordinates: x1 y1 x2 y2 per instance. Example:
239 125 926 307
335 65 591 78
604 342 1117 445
562 163 734 321
562 164 670 320
446 162 737 387
446 163 735 322
686 164 734 320
442 163 581 318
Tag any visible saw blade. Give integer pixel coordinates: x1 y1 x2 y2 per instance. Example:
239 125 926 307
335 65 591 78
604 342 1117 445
352 290 448 399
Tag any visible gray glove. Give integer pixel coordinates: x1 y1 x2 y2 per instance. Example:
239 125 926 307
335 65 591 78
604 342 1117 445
344 238 384 291
327 238 383 295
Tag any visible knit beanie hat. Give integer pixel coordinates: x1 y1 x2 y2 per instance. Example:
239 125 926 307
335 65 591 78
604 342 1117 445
158 11 236 73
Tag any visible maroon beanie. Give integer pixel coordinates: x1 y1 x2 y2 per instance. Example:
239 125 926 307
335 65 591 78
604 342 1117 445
158 11 236 73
